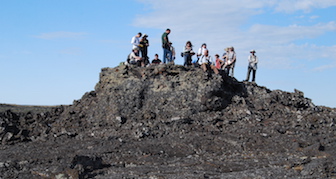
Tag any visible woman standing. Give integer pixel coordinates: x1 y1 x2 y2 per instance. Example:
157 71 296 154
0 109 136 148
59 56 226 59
182 41 195 66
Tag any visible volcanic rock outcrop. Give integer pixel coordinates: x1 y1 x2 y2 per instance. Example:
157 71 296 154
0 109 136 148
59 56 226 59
1 64 335 178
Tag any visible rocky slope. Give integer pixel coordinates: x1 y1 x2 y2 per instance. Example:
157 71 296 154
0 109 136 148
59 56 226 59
1 64 335 178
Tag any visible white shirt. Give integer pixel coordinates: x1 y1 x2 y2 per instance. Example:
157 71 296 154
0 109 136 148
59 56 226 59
131 36 140 49
198 55 214 65
248 54 258 69
197 47 207 56
129 52 139 63
227 51 236 64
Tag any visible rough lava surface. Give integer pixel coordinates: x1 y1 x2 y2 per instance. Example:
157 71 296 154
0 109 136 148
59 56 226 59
1 64 336 178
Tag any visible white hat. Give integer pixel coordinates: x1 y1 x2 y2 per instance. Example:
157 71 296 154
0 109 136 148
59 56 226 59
250 49 256 53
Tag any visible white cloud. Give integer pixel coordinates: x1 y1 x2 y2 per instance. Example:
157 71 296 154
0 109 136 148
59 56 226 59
313 64 336 71
273 0 336 13
34 31 88 40
134 0 336 71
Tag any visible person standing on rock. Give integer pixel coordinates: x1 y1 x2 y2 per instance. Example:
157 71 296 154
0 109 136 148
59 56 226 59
222 46 236 77
168 42 176 64
139 34 150 66
198 49 219 75
245 49 258 82
131 32 142 50
182 41 195 67
161 29 172 64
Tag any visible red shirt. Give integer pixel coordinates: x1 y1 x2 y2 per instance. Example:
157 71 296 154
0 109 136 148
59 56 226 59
215 58 221 69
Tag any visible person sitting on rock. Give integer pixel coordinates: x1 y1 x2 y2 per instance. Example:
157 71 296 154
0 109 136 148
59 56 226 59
195 43 207 67
198 49 219 75
151 54 162 65
126 48 144 67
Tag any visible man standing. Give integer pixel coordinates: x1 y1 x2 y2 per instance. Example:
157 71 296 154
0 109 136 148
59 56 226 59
161 29 172 63
131 32 142 50
245 50 258 82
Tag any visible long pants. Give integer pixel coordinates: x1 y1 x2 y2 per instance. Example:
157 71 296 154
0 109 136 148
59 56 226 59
224 66 234 77
246 67 256 82
140 48 149 65
183 53 192 66
163 48 172 64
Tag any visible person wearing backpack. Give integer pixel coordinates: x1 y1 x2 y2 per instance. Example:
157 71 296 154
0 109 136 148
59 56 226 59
161 29 172 64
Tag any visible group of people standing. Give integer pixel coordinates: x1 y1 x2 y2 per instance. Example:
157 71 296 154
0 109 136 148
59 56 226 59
127 29 176 67
182 42 258 82
126 29 258 82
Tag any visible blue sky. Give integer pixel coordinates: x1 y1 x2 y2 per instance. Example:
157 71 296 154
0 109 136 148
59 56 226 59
1 0 336 107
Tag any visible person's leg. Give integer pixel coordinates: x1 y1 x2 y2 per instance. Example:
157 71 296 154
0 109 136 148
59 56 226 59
252 69 256 82
231 67 234 77
246 67 251 81
163 48 167 63
167 50 172 63
184 54 188 66
188 55 192 66
211 65 219 74
224 67 229 75
201 63 207 72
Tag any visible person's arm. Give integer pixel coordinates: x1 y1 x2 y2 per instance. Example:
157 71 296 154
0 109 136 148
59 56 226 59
210 56 215 65
197 48 202 57
129 52 136 62
248 55 253 63
131 37 136 46
232 53 236 63
130 52 141 61
198 55 202 64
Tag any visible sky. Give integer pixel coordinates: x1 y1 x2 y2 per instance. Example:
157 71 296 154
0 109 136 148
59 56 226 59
0 0 335 107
